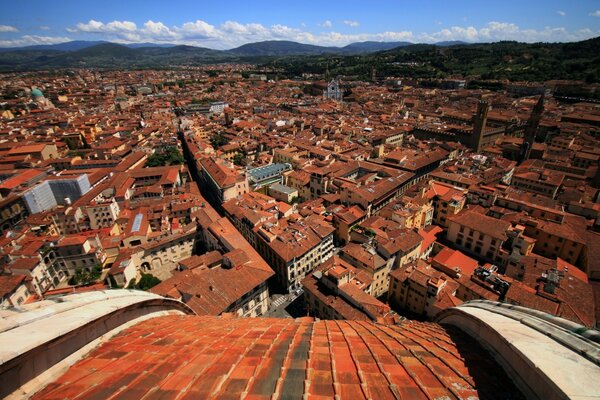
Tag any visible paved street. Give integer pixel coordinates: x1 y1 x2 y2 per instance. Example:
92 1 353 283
266 290 307 318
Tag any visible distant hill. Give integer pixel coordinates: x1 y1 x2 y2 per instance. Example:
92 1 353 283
124 42 176 49
0 37 598 84
272 36 600 84
228 40 340 56
228 40 418 56
0 42 232 70
340 41 413 53
434 41 469 47
0 40 109 52
0 40 179 53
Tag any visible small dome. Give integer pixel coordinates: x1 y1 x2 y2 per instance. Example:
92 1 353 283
31 88 44 98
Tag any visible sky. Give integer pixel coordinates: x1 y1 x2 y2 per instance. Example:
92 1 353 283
1 0 599 49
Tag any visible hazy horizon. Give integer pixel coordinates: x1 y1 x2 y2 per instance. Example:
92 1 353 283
1 0 599 49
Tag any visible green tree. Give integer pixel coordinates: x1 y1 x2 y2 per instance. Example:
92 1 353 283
138 274 161 290
68 265 102 286
128 273 161 291
210 133 228 148
146 147 184 167
64 137 77 150
232 150 247 166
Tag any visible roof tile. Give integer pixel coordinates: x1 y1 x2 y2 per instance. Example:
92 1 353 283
32 315 524 400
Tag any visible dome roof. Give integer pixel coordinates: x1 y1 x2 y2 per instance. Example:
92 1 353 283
31 88 44 98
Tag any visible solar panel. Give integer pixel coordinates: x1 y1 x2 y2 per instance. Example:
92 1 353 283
131 213 143 233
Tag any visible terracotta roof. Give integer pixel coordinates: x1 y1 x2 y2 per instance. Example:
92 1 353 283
432 247 479 277
448 210 511 241
0 274 26 299
0 169 45 190
32 314 524 400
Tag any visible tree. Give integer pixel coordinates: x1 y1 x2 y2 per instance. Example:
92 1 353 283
146 147 184 167
232 150 247 166
210 133 228 148
107 274 120 289
138 274 161 290
64 137 77 150
128 273 161 291
68 265 102 286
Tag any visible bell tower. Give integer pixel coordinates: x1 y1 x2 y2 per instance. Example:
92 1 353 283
519 94 545 163
472 100 490 153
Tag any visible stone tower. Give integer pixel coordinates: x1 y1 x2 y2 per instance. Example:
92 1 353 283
472 100 490 153
519 94 545 163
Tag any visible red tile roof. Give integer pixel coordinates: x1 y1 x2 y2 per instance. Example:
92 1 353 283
32 315 524 400
0 274 26 299
151 250 273 316
432 247 479 277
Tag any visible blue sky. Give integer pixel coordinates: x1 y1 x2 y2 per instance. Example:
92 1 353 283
1 0 599 48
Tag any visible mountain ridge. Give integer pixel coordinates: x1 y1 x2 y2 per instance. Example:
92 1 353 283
0 37 598 84
0 39 463 55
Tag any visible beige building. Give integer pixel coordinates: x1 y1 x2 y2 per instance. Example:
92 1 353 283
85 199 120 230
521 217 586 268
388 260 460 319
199 157 249 204
224 193 334 293
152 250 271 318
303 256 392 321
284 170 311 201
268 183 298 203
142 233 195 279
0 275 31 308
379 199 433 230
447 210 511 266
511 170 563 199
340 242 393 298
8 143 58 161
54 235 107 276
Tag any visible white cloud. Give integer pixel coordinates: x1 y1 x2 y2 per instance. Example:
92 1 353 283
60 19 599 49
39 26 51 31
343 20 360 28
0 35 71 48
557 11 566 16
142 20 178 40
590 10 600 17
0 25 18 32
417 21 598 43
320 20 333 29
180 20 218 39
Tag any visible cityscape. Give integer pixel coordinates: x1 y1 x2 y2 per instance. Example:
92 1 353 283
1 1 600 399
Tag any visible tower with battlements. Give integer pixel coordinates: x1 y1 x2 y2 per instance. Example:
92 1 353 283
519 94 545 163
471 100 490 153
